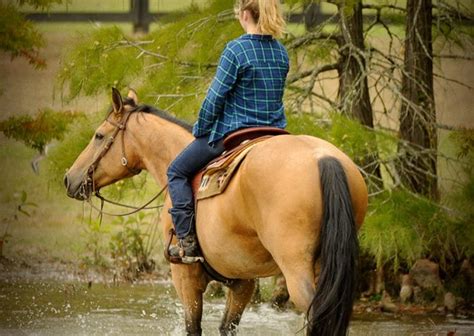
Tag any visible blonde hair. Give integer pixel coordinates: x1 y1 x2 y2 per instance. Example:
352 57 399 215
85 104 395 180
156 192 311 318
235 0 286 38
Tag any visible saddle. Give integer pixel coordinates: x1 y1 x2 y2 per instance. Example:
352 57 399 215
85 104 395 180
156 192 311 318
192 127 289 200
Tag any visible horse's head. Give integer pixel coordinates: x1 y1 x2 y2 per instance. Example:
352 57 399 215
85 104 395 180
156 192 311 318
64 88 142 200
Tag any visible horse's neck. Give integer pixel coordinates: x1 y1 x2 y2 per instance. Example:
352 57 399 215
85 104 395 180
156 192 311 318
130 114 193 186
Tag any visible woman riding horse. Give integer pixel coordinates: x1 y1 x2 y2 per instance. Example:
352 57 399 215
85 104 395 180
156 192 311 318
64 1 368 335
167 0 289 259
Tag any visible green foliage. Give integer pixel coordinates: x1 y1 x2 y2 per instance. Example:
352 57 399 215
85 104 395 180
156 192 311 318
445 129 474 259
57 0 241 121
139 6 241 120
450 128 474 160
109 212 157 281
286 111 327 136
80 219 111 270
287 111 396 162
46 112 98 186
16 0 65 10
443 135 474 261
433 0 474 44
284 0 305 10
360 186 474 272
0 3 45 68
0 0 66 68
360 190 436 270
57 26 144 102
0 108 84 152
78 205 161 279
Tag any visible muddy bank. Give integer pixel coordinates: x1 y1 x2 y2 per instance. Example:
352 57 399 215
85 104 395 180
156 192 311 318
0 255 168 285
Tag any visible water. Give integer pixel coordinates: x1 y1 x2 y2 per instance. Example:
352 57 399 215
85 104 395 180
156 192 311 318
0 280 472 336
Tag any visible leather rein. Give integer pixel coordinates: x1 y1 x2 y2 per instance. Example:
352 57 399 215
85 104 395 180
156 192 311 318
83 108 167 217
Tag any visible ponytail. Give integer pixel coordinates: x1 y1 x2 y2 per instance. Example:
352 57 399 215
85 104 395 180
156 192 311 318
257 0 285 38
236 0 286 38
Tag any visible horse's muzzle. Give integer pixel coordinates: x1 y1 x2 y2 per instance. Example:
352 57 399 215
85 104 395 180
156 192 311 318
64 173 91 200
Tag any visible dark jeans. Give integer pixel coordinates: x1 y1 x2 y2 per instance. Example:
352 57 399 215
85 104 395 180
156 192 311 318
166 135 225 239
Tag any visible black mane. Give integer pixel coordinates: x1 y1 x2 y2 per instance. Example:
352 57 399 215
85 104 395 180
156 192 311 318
127 100 193 133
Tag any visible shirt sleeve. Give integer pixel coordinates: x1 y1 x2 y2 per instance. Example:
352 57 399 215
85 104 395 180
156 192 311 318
193 45 239 137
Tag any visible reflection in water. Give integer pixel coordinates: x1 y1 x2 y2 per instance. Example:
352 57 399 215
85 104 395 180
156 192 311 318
0 281 472 335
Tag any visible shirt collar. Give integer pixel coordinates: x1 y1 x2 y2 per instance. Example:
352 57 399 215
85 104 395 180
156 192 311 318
240 34 274 41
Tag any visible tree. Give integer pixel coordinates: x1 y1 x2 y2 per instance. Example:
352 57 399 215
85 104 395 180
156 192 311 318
286 0 383 190
397 0 438 199
0 0 63 69
336 0 382 185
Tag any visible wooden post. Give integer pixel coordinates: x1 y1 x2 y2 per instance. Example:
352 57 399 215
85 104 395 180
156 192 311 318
131 0 150 33
304 3 321 30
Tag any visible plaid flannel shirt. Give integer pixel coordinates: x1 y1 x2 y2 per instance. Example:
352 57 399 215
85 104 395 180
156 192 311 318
193 34 289 144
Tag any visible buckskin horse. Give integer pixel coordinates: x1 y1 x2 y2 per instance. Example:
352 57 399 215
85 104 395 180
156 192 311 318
64 89 368 336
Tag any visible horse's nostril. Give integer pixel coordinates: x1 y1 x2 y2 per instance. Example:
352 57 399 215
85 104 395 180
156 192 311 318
63 174 69 189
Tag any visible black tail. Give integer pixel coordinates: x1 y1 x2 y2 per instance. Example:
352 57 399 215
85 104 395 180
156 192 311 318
307 157 359 336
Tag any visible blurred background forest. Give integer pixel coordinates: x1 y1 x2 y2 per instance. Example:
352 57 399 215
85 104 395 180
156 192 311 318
0 0 473 310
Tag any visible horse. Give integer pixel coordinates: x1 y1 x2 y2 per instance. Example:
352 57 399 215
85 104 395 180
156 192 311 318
64 88 368 336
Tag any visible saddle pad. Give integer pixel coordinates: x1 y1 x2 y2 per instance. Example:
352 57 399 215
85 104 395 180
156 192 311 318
196 137 269 200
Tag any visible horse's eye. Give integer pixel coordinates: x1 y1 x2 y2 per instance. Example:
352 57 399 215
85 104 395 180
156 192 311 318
95 133 104 140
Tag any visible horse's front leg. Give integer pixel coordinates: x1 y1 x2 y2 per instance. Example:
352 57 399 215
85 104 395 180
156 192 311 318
219 279 256 336
171 264 209 336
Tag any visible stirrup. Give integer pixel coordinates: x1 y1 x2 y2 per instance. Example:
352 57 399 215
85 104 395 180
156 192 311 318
164 229 204 264
181 256 205 264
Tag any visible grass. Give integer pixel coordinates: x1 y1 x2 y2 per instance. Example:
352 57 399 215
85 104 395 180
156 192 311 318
0 136 85 262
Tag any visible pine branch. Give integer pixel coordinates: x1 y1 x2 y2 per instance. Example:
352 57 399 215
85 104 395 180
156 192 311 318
434 1 474 22
434 54 474 61
286 31 340 50
119 39 167 59
286 63 339 84
119 39 217 68
433 72 474 90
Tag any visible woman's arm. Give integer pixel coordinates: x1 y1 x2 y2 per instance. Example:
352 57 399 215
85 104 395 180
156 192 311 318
193 46 239 137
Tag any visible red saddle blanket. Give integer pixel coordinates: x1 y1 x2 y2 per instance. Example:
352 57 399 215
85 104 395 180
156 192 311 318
191 127 289 200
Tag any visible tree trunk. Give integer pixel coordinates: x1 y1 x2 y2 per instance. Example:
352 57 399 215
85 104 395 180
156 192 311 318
337 0 382 188
398 0 438 199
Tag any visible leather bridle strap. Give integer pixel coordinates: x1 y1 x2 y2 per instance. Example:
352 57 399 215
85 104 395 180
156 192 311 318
84 110 140 194
106 114 141 175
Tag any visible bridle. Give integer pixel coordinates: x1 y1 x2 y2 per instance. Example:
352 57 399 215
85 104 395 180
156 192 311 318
81 105 167 217
82 108 139 196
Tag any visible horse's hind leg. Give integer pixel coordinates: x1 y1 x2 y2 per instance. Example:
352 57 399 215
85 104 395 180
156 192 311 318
219 279 256 336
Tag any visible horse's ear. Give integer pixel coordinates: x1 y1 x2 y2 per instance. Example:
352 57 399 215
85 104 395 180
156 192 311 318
111 88 123 114
127 88 138 106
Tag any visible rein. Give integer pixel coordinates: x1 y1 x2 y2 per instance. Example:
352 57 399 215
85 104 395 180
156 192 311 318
88 184 168 217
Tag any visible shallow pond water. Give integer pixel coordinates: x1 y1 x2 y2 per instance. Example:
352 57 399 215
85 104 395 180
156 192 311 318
0 280 472 336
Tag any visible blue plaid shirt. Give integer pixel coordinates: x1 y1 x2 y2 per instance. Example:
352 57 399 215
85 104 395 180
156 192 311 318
193 34 289 144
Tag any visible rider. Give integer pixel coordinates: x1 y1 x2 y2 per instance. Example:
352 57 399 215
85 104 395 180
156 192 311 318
167 0 289 258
